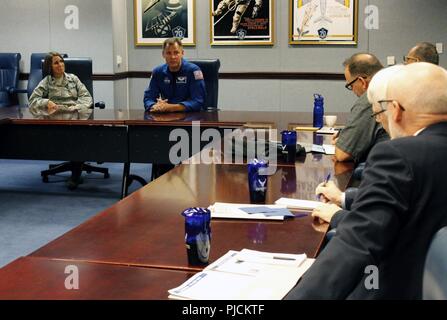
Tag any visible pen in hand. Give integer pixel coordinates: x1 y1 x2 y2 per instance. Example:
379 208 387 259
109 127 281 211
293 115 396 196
324 173 331 186
316 173 331 201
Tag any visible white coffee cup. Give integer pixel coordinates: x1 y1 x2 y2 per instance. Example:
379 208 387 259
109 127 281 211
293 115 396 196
324 115 337 128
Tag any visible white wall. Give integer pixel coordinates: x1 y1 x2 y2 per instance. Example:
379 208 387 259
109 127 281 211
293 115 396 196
1 0 446 112
0 0 114 107
125 0 447 111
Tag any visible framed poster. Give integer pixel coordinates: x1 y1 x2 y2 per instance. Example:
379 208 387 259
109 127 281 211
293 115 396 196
289 0 358 45
134 0 195 46
210 0 274 46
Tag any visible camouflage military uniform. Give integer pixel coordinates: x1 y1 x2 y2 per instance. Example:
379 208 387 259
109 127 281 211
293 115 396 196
29 73 93 120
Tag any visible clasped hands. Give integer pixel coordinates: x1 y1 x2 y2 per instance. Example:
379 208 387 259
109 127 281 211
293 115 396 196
150 97 170 113
47 100 60 115
312 180 343 223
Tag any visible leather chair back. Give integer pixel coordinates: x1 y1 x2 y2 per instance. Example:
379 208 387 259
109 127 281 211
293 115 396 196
0 53 21 107
27 53 46 98
423 226 447 299
188 59 220 110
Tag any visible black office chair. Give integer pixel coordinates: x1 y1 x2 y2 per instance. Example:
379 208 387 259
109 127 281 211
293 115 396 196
149 58 221 179
188 58 221 110
40 57 109 187
423 226 447 299
124 59 222 195
0 53 21 107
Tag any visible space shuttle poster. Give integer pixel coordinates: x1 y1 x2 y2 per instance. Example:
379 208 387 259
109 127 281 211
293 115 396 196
289 0 358 45
135 0 195 46
210 0 274 46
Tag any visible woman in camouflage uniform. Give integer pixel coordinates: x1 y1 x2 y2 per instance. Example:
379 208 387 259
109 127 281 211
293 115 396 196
29 52 92 120
29 52 93 189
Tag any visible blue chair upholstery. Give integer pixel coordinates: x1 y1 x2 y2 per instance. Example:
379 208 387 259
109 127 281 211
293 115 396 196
352 162 365 180
423 226 447 299
326 228 337 241
40 57 109 187
188 59 220 110
25 53 46 98
0 53 21 107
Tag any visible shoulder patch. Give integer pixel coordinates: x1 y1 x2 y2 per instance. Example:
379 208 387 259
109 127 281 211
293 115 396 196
193 70 204 80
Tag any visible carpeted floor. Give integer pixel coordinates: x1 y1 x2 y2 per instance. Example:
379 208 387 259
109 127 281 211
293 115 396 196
0 159 152 268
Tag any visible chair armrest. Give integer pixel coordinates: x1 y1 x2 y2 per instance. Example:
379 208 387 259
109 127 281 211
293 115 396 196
94 101 106 109
5 86 22 94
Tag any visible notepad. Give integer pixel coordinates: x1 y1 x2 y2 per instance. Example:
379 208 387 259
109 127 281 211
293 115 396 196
310 144 335 155
322 144 335 155
168 249 314 300
239 206 295 217
209 202 292 220
275 198 321 210
316 126 341 134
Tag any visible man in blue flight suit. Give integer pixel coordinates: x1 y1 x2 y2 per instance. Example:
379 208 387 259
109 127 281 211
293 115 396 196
144 37 206 113
143 37 206 179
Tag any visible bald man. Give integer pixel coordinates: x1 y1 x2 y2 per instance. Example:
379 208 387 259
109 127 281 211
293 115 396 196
313 65 405 225
334 53 388 164
404 42 439 65
286 62 447 299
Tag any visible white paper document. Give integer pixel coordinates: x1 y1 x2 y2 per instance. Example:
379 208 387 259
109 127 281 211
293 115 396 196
275 197 320 210
316 126 340 134
299 143 335 155
209 202 290 220
168 249 314 300
322 144 335 155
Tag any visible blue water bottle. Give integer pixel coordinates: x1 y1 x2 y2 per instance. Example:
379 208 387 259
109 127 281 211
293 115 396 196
313 94 324 128
281 130 297 163
247 159 269 203
181 207 211 266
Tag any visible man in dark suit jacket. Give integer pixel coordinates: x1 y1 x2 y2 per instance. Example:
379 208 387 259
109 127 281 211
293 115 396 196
313 65 406 228
286 62 447 299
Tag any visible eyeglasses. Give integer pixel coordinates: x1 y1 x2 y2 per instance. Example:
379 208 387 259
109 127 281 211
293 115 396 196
371 99 406 119
345 77 360 90
403 55 419 64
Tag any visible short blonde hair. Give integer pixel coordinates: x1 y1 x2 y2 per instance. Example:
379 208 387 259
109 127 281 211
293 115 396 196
367 65 405 104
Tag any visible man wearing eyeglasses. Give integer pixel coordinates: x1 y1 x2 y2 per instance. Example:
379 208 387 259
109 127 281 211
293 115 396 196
312 65 405 226
404 42 439 65
333 53 387 164
286 62 447 299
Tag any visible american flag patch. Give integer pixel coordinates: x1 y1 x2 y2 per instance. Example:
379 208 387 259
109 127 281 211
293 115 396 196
194 70 204 80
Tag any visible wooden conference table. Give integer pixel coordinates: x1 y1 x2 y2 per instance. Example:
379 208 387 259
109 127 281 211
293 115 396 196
0 107 347 197
0 256 195 300
0 160 352 299
0 107 352 299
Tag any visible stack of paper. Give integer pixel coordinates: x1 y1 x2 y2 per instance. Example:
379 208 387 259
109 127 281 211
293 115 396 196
316 126 341 134
321 144 335 155
168 249 314 300
209 202 294 221
275 198 320 210
298 143 335 155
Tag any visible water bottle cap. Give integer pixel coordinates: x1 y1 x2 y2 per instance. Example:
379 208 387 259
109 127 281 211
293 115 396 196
314 93 324 102
181 207 210 218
